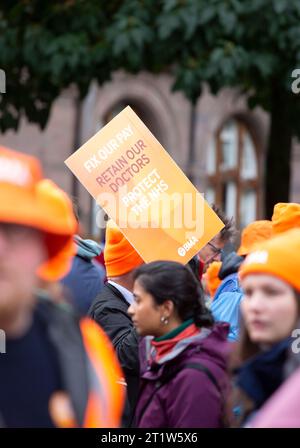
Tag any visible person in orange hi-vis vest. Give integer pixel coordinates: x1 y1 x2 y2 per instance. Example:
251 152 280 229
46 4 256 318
0 146 125 428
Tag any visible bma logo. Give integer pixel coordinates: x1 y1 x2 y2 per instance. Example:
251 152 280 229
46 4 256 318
178 236 199 257
0 330 6 354
0 69 6 94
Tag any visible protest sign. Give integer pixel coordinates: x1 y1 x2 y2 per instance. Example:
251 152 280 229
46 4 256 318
65 106 224 264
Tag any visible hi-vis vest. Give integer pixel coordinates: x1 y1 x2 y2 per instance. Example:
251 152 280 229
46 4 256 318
80 318 125 428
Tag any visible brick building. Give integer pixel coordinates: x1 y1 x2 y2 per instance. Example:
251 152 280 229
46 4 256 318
1 71 300 237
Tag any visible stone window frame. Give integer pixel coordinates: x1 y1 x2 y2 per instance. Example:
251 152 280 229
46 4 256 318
206 119 259 228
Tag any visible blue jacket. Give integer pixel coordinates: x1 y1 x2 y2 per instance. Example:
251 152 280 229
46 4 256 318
61 236 105 316
211 273 243 342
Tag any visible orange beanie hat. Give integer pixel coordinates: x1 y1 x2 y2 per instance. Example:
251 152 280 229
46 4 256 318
272 202 300 235
237 220 273 256
239 228 300 291
205 261 222 298
104 220 144 277
0 147 77 281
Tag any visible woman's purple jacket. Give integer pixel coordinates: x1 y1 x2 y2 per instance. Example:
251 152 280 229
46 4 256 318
134 322 230 428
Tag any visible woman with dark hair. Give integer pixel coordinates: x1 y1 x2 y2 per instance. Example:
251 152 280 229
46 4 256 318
229 228 300 427
128 261 230 428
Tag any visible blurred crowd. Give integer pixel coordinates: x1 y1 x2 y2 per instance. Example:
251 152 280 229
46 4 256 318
1 145 300 428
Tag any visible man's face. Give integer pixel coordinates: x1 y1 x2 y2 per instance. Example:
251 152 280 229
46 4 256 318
198 234 225 271
0 223 46 325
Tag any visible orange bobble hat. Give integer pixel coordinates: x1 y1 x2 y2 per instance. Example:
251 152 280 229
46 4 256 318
104 220 144 277
272 202 300 235
0 146 78 281
239 228 300 292
204 261 222 299
237 220 273 256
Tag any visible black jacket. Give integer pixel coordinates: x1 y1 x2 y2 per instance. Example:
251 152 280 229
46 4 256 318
36 297 90 425
88 283 140 427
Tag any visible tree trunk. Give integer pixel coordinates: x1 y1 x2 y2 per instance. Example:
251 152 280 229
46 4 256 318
265 83 292 219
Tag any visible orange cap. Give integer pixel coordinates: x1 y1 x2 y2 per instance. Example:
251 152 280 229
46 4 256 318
272 202 300 235
0 146 77 281
239 228 300 291
237 220 273 256
104 220 144 277
205 261 222 298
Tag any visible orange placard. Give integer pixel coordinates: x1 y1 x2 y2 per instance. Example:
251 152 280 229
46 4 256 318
65 106 224 264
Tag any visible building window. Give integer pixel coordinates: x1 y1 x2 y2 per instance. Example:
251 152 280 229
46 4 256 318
206 119 259 228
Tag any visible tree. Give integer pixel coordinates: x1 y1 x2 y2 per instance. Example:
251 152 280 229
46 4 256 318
1 0 300 217
143 0 300 218
0 1 121 130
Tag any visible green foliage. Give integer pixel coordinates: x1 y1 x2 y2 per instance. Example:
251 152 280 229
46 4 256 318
1 0 300 137
0 0 119 130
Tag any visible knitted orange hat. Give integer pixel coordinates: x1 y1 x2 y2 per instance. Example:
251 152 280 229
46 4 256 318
272 202 300 235
205 261 222 298
237 220 273 256
239 228 300 291
104 220 144 277
0 147 77 281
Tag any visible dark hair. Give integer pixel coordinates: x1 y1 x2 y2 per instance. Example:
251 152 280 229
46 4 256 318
133 261 214 328
231 319 260 368
187 255 201 282
211 204 236 243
